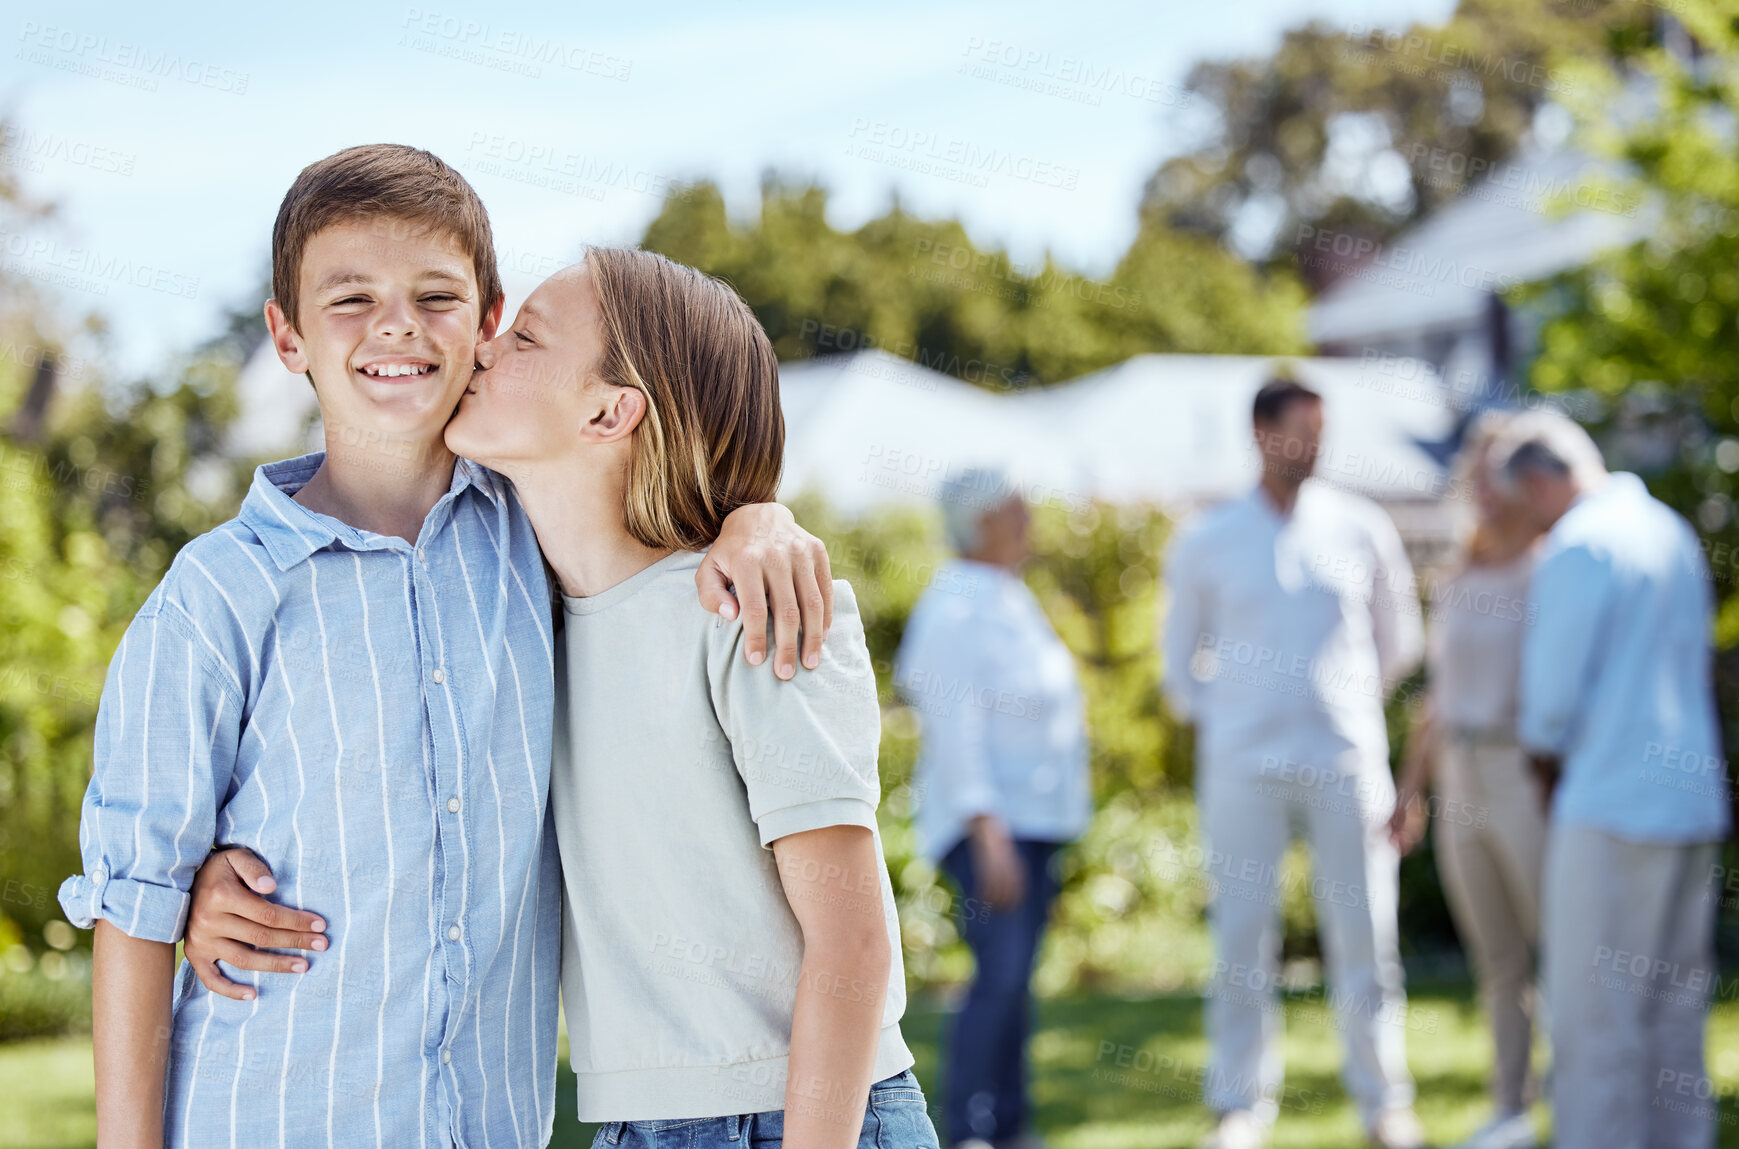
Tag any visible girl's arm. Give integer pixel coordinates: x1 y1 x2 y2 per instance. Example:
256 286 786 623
772 824 894 1149
92 920 176 1149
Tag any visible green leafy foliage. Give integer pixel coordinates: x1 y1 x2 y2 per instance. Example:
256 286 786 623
1148 0 1651 269
641 178 1307 387
0 148 249 962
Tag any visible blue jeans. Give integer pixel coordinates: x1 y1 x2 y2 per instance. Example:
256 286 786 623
939 837 1062 1145
591 1069 938 1149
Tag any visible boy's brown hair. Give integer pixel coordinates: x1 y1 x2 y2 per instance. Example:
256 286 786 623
584 247 783 550
270 144 503 332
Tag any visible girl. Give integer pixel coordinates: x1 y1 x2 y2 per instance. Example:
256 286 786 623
443 247 938 1149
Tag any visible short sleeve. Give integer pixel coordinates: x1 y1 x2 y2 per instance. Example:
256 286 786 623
707 580 882 848
57 602 243 942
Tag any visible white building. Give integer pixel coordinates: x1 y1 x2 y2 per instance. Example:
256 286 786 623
1307 143 1651 406
778 348 1463 564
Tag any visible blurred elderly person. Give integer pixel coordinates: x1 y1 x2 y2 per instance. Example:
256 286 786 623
1389 412 1548 1149
894 467 1092 1149
1492 411 1731 1149
1163 376 1425 1149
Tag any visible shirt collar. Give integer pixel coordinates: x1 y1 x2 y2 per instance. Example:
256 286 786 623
1246 477 1313 522
1568 470 1641 513
239 451 488 571
944 556 1024 598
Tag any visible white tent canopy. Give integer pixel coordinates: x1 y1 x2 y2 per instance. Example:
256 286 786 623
778 349 1456 515
227 339 1459 523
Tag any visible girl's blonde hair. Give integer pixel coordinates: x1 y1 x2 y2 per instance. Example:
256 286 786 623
585 247 784 550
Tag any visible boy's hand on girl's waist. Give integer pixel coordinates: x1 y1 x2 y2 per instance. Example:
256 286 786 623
183 847 327 1001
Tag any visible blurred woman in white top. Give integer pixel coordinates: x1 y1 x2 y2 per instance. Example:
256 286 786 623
1389 411 1548 1149
894 468 1091 1149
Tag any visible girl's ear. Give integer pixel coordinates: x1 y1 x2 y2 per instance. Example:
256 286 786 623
586 382 648 443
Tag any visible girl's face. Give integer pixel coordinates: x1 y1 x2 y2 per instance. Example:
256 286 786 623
444 262 606 470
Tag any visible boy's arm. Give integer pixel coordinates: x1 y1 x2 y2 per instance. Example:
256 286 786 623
771 825 892 1149
92 921 175 1149
57 601 245 1141
59 604 245 942
697 503 832 680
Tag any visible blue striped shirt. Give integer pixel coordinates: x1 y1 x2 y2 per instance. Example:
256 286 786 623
58 451 560 1148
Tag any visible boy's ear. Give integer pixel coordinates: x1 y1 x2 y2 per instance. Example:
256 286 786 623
264 299 310 376
480 296 505 343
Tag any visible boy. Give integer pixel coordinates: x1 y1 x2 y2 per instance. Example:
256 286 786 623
59 144 829 1148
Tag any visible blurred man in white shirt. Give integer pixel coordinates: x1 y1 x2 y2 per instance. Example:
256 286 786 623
1494 411 1731 1149
1163 377 1425 1149
896 468 1092 1149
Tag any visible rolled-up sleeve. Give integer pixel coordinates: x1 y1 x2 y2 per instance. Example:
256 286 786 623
58 603 242 943
708 581 882 848
1518 544 1612 757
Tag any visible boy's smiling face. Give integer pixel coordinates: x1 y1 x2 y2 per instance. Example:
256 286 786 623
265 217 499 448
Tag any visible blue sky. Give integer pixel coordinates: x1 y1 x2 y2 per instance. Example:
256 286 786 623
4 0 1455 375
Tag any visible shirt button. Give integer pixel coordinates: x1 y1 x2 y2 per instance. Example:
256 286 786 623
431 668 446 684
447 797 461 814
448 924 461 942
440 1049 452 1065
92 868 108 883
418 548 428 564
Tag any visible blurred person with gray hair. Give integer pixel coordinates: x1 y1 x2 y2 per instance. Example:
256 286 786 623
1494 410 1731 1149
894 467 1092 1149
1163 377 1425 1149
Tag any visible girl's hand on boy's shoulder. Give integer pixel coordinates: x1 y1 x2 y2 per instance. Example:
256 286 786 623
699 504 833 680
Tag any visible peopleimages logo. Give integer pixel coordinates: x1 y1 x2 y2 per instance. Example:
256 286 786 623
16 21 250 94
846 119 1080 190
1294 224 1519 295
0 127 136 176
0 227 201 300
399 9 631 80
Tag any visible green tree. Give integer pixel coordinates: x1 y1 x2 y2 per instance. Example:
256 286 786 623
1520 1 1739 956
0 134 247 968
1522 2 1739 626
1146 0 1651 272
641 178 1306 388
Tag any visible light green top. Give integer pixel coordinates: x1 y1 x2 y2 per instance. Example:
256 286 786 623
551 548 913 1122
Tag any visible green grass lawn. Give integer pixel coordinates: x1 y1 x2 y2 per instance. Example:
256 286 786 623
7 983 1739 1148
